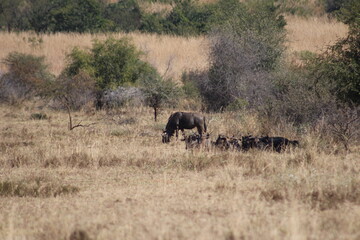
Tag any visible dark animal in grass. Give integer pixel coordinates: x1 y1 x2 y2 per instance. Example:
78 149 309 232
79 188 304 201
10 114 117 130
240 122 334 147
162 112 207 143
182 133 210 150
241 135 259 151
258 136 299 152
213 135 231 150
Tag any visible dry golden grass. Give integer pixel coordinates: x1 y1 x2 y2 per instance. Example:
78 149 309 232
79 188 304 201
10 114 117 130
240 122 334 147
285 15 348 54
0 103 359 240
0 32 209 81
140 1 174 14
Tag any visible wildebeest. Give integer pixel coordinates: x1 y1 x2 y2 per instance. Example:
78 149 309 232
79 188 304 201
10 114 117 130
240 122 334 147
257 136 299 152
213 134 230 150
241 135 259 151
213 135 242 151
182 133 210 149
162 112 207 143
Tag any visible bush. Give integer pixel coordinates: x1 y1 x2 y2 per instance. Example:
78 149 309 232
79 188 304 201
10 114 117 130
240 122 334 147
0 52 53 104
271 65 337 124
140 71 181 121
307 0 360 106
190 1 286 111
64 38 156 90
51 71 97 111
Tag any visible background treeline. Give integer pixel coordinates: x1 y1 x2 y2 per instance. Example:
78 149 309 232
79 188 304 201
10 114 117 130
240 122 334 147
0 0 354 35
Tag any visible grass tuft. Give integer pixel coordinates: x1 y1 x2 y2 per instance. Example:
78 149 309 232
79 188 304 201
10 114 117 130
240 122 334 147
0 177 79 197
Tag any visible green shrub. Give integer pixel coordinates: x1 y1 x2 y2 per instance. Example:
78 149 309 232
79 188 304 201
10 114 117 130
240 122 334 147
307 1 360 106
64 38 157 90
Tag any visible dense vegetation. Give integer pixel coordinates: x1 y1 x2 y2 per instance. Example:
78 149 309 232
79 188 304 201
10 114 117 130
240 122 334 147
0 0 351 34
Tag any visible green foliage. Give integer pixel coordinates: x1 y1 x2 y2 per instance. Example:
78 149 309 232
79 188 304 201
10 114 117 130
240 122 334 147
309 30 360 105
181 72 200 99
29 0 106 33
162 0 212 35
335 0 360 27
324 0 345 13
304 0 360 105
104 0 142 32
65 38 156 90
0 0 32 31
65 47 94 77
140 13 165 34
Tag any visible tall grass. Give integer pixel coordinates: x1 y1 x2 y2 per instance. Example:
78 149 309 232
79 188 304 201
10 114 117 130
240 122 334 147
285 15 348 54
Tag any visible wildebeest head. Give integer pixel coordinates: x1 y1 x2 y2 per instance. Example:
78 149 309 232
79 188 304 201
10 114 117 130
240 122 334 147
241 135 259 151
162 131 171 143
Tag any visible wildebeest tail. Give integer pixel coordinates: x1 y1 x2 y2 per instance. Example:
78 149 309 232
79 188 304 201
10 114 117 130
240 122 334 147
203 117 207 133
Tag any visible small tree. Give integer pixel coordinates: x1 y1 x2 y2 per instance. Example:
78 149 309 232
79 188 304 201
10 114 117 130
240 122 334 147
141 73 181 121
0 52 53 104
49 71 97 130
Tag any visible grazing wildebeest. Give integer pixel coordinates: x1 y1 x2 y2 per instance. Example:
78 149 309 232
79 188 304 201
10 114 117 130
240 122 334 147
162 112 207 143
182 133 210 150
258 136 299 152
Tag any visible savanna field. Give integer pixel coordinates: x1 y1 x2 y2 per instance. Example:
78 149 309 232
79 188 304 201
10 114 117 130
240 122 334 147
1 12 360 240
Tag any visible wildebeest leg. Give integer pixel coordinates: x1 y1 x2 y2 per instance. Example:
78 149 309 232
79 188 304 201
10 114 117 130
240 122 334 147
181 129 185 138
197 126 203 136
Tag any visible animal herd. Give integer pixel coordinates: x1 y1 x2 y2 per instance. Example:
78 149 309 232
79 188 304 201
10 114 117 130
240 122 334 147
162 112 299 152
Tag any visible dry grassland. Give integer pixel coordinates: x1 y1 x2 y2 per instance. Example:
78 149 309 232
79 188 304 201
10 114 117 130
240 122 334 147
285 15 348 54
0 104 360 240
0 32 209 81
0 16 347 81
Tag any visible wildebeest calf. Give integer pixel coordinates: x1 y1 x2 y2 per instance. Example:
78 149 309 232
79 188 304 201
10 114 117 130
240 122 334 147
182 133 210 150
213 135 242 151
